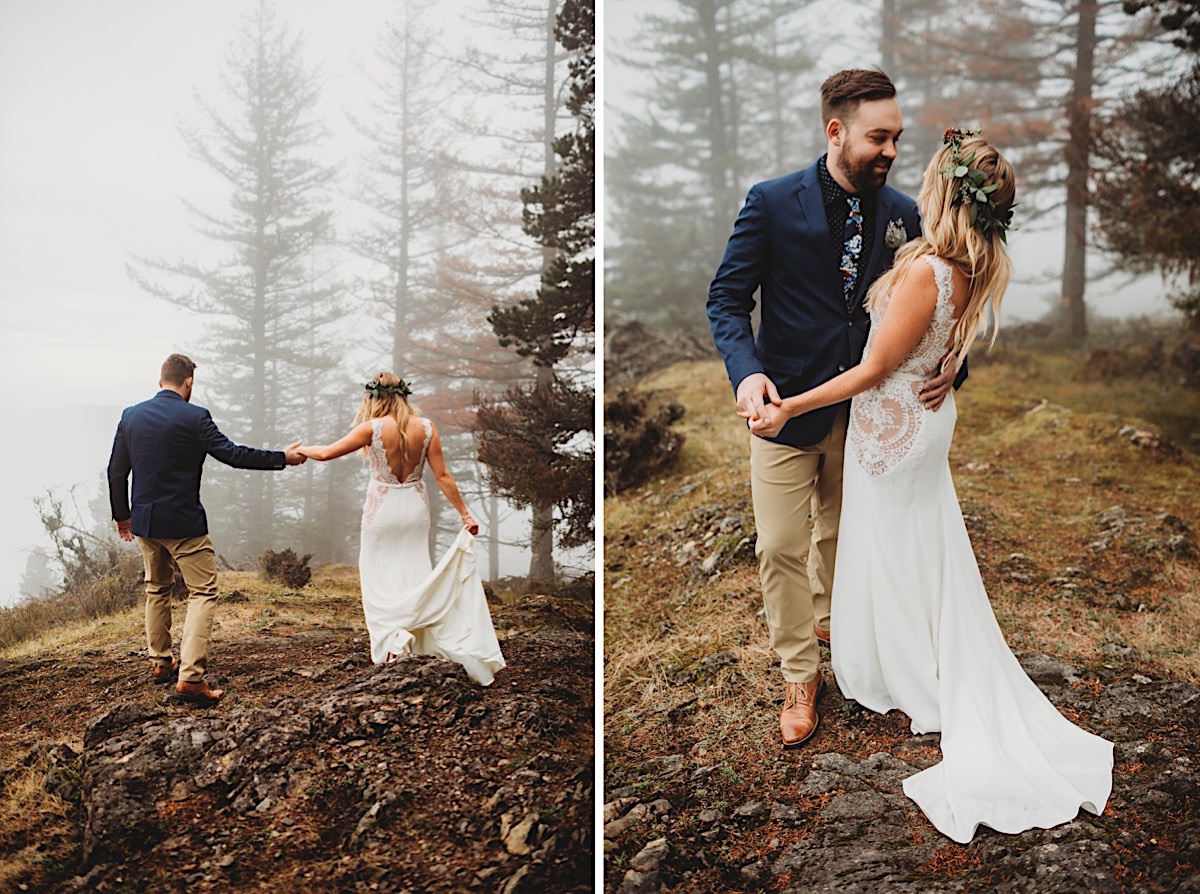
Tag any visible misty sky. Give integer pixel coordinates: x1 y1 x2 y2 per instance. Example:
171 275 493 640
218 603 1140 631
603 0 1176 323
0 0 1181 604
0 0 540 604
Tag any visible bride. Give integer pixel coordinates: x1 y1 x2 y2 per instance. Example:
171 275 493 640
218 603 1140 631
298 372 505 686
747 131 1112 842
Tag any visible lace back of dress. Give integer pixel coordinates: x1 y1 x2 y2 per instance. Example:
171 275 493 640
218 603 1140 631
850 255 957 478
403 418 433 484
368 417 433 485
367 418 399 485
893 256 956 379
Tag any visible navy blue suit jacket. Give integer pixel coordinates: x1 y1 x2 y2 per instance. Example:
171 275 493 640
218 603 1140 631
708 161 930 448
107 390 285 539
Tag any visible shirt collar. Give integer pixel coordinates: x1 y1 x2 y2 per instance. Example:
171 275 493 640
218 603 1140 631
817 155 843 207
818 154 876 206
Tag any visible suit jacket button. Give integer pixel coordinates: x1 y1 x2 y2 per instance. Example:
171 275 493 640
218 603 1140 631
839 365 846 372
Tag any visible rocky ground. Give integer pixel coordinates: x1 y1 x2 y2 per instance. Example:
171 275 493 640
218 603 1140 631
604 650 1200 893
0 590 594 893
604 337 1200 893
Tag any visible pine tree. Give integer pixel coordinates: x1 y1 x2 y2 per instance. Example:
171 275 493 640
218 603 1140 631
476 0 595 569
451 0 578 584
128 1 341 558
605 0 820 330
18 548 57 601
347 0 464 378
897 0 1165 340
1093 4 1200 328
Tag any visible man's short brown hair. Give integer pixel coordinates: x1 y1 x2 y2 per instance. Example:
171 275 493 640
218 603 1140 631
161 353 197 386
820 69 897 127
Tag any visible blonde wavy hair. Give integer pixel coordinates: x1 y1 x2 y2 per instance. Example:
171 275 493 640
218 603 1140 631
353 371 419 457
866 134 1015 363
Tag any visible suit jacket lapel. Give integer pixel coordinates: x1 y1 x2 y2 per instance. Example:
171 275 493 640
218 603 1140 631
794 164 839 294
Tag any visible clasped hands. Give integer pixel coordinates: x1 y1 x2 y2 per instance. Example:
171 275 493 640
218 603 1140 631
736 374 789 438
736 361 958 440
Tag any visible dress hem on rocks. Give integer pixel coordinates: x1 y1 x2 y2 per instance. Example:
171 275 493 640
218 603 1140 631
830 255 1113 843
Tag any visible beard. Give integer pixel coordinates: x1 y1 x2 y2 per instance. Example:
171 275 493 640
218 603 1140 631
836 145 892 194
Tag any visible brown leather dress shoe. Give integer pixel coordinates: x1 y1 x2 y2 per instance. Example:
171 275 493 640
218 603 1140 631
175 680 225 706
814 623 831 648
150 658 179 685
780 676 825 749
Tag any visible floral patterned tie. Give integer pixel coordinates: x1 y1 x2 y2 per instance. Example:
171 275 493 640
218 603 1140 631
840 195 863 308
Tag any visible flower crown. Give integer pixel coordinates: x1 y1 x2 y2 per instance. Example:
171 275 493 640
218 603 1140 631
938 128 1015 243
364 378 412 399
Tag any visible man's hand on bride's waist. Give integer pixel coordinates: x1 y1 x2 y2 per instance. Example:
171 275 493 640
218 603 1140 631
918 359 957 411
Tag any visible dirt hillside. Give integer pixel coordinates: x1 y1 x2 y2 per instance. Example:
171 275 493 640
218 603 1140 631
604 346 1200 893
0 567 595 893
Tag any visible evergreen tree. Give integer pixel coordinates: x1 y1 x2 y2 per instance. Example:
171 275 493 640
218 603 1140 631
346 0 480 557
605 0 819 330
1093 3 1200 327
1123 0 1200 48
18 548 57 601
348 0 464 379
128 1 341 558
476 0 595 566
453 0 577 584
899 0 1165 339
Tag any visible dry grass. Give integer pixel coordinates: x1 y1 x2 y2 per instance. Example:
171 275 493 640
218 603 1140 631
605 350 1200 791
972 342 1200 449
604 347 1200 891
0 612 146 663
950 352 1200 681
0 569 368 663
0 760 77 890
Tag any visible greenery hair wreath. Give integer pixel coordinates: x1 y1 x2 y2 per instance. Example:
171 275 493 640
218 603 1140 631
939 128 1016 243
364 378 413 399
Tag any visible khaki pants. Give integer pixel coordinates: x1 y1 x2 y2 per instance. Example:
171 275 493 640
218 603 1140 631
749 405 848 684
136 535 219 684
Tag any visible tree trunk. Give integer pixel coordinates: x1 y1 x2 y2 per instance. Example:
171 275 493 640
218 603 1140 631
698 0 733 229
528 366 557 589
881 0 897 75
487 491 500 581
1061 0 1096 341
528 0 559 591
249 254 271 550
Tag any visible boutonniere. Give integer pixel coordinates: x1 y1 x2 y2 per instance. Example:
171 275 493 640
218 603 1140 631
884 218 908 249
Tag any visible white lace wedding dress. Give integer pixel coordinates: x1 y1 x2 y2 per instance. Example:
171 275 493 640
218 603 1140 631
830 255 1113 843
358 417 505 685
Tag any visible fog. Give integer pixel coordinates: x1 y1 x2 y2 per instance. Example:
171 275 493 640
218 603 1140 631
0 0 575 605
603 0 1176 326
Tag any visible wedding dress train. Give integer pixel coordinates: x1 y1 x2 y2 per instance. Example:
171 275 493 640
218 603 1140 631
358 417 505 685
830 256 1113 843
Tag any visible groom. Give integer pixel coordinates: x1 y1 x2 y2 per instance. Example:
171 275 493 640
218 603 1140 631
107 353 306 706
707 69 964 748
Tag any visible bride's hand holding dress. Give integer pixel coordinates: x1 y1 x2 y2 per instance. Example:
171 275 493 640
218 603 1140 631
299 411 504 685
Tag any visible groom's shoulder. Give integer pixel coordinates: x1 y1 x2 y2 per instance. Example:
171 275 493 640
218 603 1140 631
125 393 209 422
755 162 818 196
